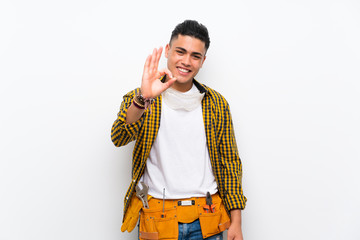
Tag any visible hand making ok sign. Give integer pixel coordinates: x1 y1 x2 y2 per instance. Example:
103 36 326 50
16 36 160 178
140 47 177 99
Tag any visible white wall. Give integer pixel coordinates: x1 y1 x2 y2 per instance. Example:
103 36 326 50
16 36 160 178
1 0 359 239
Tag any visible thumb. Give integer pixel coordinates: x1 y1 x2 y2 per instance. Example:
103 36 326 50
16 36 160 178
162 76 177 90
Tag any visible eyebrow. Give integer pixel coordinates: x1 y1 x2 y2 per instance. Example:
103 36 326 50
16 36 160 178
175 47 203 57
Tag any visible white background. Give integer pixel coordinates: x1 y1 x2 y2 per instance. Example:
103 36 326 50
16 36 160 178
1 0 359 239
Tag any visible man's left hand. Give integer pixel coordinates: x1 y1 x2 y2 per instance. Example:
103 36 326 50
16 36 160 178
227 209 243 240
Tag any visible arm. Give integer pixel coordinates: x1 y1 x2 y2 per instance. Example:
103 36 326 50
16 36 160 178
127 47 176 124
227 209 243 240
220 104 247 210
111 89 144 147
111 47 176 146
219 104 246 239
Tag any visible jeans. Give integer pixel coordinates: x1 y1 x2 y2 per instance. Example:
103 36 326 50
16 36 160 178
178 219 223 240
138 219 223 240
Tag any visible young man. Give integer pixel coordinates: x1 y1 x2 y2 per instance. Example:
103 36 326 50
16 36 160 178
111 20 246 240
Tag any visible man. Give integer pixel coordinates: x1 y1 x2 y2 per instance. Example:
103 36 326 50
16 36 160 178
111 20 246 240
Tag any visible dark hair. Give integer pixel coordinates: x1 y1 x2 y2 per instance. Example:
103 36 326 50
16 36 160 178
170 20 210 51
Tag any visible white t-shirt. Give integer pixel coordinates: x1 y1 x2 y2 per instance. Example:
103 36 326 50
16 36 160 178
141 84 218 199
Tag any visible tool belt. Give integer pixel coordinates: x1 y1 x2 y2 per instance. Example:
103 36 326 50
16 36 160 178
139 193 230 240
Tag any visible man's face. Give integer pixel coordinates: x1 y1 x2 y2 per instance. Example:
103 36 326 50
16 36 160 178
165 34 207 92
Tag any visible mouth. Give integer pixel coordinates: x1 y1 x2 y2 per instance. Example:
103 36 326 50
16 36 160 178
177 67 191 74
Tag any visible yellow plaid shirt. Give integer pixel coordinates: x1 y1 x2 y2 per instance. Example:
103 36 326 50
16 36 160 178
111 80 246 220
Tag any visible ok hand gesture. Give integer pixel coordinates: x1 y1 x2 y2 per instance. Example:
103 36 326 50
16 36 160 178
140 47 177 99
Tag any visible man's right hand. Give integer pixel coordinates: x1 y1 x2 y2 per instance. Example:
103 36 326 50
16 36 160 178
125 47 176 124
140 47 177 99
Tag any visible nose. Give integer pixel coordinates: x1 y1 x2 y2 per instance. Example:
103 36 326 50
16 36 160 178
181 54 191 67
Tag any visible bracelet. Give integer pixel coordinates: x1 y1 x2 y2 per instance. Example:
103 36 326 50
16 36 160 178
136 90 154 113
133 98 145 109
135 93 145 106
133 92 145 109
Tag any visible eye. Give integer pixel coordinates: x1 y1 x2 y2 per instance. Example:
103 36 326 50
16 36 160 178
176 50 184 55
192 55 201 59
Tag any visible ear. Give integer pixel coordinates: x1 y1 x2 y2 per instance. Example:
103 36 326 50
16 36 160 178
200 55 206 67
165 44 170 58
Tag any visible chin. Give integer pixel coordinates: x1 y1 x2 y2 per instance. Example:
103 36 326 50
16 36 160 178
175 76 193 84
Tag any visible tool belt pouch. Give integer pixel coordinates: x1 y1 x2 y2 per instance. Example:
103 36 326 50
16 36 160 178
139 194 229 240
139 207 178 240
198 198 231 239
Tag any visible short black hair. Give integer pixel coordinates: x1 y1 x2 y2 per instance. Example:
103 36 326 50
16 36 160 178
170 20 210 51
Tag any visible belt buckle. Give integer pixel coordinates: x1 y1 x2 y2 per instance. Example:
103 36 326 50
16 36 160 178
178 200 195 206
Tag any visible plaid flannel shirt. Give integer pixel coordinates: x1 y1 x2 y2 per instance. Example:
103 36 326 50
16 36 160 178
111 80 246 220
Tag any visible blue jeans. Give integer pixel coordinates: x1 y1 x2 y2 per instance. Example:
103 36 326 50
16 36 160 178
178 219 223 240
138 219 223 240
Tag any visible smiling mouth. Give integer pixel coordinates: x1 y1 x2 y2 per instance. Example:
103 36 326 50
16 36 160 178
177 67 191 73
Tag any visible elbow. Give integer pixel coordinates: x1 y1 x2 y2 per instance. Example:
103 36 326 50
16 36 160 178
111 131 132 147
111 138 121 147
111 129 122 147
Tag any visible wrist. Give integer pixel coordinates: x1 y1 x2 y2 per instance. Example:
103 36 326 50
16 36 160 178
139 87 151 99
132 97 145 109
135 89 154 111
230 209 242 224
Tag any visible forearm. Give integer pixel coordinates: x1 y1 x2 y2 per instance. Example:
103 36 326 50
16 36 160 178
228 209 243 240
112 46 175 146
126 101 145 124
111 92 144 147
230 209 242 225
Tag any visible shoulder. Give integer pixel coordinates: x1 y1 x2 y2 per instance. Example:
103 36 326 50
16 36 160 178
198 82 229 108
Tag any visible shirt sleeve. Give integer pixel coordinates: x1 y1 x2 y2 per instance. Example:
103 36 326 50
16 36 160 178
111 89 145 147
220 104 247 210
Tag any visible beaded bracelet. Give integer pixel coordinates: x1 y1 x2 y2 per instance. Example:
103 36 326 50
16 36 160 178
132 98 145 109
134 90 154 112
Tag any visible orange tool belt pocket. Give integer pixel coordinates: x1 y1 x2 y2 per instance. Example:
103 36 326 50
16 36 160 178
197 196 231 239
139 199 178 240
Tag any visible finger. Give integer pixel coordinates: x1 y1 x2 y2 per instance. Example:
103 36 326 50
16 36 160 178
167 77 177 86
143 54 151 73
150 48 157 72
158 68 174 78
154 47 163 71
162 77 177 91
164 68 173 78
